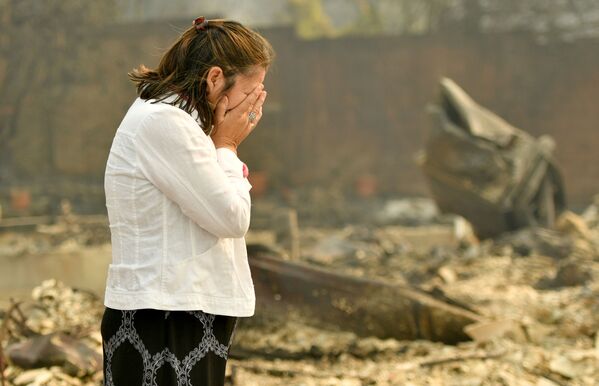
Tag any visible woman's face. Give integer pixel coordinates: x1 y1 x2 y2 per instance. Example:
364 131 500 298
206 66 266 112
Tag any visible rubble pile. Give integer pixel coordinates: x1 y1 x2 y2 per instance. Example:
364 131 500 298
0 195 598 385
420 77 567 239
234 197 599 385
1 280 104 386
0 220 110 259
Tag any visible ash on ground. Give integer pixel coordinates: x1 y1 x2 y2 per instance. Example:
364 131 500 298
1 195 599 385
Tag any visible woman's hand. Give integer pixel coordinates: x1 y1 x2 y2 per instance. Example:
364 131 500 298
210 84 267 154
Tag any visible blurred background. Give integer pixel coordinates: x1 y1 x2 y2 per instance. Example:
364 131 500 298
1 0 598 218
1 1 599 385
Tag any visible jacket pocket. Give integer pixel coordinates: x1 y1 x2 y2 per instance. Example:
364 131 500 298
162 238 234 297
106 263 158 292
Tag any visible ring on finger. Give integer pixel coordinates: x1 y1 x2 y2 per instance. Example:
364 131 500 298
248 111 257 123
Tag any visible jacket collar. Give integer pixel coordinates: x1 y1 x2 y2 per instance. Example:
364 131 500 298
151 93 203 127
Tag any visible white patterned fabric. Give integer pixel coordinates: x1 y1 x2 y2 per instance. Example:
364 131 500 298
103 309 236 386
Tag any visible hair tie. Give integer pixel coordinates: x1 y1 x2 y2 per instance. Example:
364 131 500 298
193 16 208 31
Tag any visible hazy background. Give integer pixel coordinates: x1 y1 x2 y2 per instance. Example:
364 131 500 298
1 0 598 219
1 3 599 383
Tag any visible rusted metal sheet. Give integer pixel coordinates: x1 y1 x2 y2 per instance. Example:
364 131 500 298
248 246 483 344
419 78 566 238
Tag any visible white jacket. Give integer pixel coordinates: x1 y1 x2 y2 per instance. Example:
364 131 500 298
103 95 255 317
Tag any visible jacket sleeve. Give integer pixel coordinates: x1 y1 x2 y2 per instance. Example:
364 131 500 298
134 107 252 238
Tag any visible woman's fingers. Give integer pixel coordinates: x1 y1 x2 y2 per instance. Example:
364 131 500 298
211 85 266 148
248 92 267 128
251 91 267 117
236 84 264 116
249 106 263 131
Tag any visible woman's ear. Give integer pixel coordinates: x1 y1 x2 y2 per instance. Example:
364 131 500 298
206 66 225 98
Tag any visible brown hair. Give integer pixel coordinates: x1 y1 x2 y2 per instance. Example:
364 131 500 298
129 18 274 134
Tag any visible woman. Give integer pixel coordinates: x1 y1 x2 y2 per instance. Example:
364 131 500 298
100 17 274 386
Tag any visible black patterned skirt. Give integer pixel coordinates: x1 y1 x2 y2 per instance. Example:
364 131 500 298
100 306 239 386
